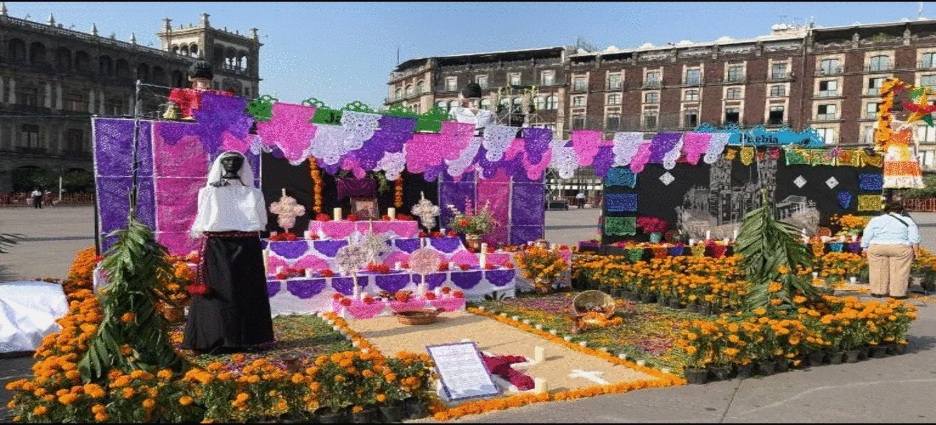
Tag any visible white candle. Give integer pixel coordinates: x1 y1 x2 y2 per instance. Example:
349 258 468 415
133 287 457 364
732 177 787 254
388 207 396 219
732 229 739 240
394 262 401 270
812 272 819 279
850 276 858 285
305 269 314 278
534 346 545 363
534 378 548 395
689 238 696 246
334 207 342 221
434 287 442 297
271 231 278 237
851 235 858 242
303 230 312 239
705 230 711 240
479 243 487 267
262 249 270 273
421 191 425 200
723 237 730 244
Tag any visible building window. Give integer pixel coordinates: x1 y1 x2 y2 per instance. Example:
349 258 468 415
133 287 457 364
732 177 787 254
395 87 402 99
545 95 557 110
868 55 891 72
533 96 545 110
868 77 886 95
416 80 426 94
64 93 87 112
436 101 447 111
865 102 879 119
572 95 586 107
19 86 39 107
768 106 784 125
726 87 742 100
476 75 488 89
684 68 701 85
541 70 555 86
643 112 658 129
684 89 699 102
445 77 458 92
815 127 835 144
573 76 587 91
917 125 936 143
509 72 521 86
20 124 39 149
921 52 936 69
480 98 491 110
818 58 841 75
644 71 661 88
724 107 740 125
607 73 622 90
406 85 415 97
817 104 837 120
864 125 876 144
67 129 84 152
683 110 699 128
921 74 936 90
644 92 659 104
726 65 744 82
607 93 620 105
605 113 620 130
770 62 788 79
769 85 786 97
571 115 585 130
818 79 838 97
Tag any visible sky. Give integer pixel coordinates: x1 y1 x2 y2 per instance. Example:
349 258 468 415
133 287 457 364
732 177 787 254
9 2 932 108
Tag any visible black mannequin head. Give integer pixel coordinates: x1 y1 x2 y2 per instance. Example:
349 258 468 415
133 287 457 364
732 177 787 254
220 154 244 179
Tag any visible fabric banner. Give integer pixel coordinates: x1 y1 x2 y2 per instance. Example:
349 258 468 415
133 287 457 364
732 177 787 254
96 176 156 251
476 169 511 246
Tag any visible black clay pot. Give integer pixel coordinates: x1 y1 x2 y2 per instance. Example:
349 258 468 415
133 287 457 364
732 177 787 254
278 412 307 424
700 304 713 316
657 296 668 306
710 365 732 381
405 397 429 420
756 359 778 376
844 349 861 363
684 367 709 385
669 298 681 309
600 285 612 294
380 401 406 423
611 287 623 298
828 351 844 365
316 408 348 424
736 363 754 379
870 345 888 358
352 407 379 423
857 346 870 360
892 343 909 355
807 351 826 367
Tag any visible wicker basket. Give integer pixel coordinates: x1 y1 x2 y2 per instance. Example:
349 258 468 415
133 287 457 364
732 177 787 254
394 309 442 325
573 290 616 318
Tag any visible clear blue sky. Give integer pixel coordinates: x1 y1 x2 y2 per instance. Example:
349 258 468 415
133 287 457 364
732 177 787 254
10 2 930 108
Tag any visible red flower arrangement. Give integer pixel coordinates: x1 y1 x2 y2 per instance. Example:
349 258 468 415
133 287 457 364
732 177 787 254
438 262 449 271
401 262 410 269
339 298 353 307
316 213 331 222
452 290 464 298
346 214 358 222
270 232 298 242
503 262 514 269
419 231 428 238
458 264 471 271
381 215 392 221
332 293 344 301
636 216 668 233
186 283 210 296
362 296 376 305
424 292 437 301
441 287 452 294
274 267 305 280
430 231 444 238
484 263 496 270
447 230 458 237
397 213 414 221
320 269 335 278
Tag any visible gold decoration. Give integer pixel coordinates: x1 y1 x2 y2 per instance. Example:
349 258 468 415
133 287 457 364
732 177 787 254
857 195 883 212
740 147 754 166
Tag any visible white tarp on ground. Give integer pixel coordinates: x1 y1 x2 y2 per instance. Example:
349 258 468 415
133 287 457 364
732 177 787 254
0 281 69 353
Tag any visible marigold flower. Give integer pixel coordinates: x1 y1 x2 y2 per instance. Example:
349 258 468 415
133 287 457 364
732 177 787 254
119 312 136 323
179 395 194 406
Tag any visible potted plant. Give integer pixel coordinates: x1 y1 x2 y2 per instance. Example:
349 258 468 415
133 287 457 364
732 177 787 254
514 246 569 295
446 201 499 251
636 216 668 243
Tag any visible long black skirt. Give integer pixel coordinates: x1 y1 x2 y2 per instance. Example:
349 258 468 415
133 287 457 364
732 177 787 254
182 232 275 352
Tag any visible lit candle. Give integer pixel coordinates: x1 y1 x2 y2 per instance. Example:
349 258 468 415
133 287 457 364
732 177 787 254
723 237 730 244
705 230 711 240
352 275 361 299
334 207 342 221
388 207 396 219
689 238 696 246
850 276 858 285
305 269 314 278
434 287 442 297
851 235 858 242
303 230 312 239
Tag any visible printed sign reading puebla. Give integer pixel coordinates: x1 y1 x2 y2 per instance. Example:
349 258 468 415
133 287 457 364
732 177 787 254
426 341 501 401
694 123 825 147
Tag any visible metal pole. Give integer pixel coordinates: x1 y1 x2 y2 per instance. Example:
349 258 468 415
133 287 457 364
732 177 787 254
129 79 141 214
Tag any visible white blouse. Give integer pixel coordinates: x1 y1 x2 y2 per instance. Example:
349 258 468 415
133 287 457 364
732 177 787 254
452 106 494 133
190 184 267 235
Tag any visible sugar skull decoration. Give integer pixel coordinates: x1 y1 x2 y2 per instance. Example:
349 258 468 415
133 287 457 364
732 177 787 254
268 188 306 234
411 191 440 231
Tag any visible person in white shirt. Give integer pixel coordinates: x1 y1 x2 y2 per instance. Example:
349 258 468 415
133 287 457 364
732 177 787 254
183 151 274 354
576 192 586 209
860 202 921 299
450 83 494 137
30 188 42 209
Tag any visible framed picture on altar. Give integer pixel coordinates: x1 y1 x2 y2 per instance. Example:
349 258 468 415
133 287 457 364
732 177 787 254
351 198 379 220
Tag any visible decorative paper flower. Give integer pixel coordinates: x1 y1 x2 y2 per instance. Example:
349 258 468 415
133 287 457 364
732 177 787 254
361 231 391 264
411 196 441 230
409 248 441 276
335 243 369 274
269 189 306 233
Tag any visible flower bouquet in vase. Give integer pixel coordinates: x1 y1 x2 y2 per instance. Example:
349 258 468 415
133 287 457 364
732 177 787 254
514 246 569 294
636 216 668 243
447 199 499 251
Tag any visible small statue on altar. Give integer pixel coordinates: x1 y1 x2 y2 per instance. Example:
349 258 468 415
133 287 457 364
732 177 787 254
882 118 925 189
166 60 233 120
450 83 494 137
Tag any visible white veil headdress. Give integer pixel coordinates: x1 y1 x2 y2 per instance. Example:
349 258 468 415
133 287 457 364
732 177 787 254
206 151 254 187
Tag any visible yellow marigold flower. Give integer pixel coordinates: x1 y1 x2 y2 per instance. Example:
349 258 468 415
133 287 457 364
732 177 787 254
119 312 136 323
684 346 697 354
230 353 245 363
179 396 194 406
91 404 106 414
33 405 48 415
143 398 156 410
207 362 224 372
724 348 739 357
235 393 249 403
121 387 135 398
376 393 387 403
157 369 173 380
94 412 108 422
754 307 767 315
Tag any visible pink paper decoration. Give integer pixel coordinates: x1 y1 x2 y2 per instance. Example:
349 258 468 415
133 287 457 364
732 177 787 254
222 132 257 154
629 142 653 173
522 148 552 180
256 103 318 162
572 130 603 166
153 132 210 178
681 132 712 165
406 122 474 174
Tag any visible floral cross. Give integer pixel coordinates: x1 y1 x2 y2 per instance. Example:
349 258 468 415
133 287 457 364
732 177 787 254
268 188 306 233
411 191 440 231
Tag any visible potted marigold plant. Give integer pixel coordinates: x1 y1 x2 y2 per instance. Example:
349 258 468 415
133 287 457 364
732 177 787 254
514 246 569 294
446 200 499 250
636 216 668 243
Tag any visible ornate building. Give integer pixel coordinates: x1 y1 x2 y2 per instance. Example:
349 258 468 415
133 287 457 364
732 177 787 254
386 18 936 198
0 8 261 193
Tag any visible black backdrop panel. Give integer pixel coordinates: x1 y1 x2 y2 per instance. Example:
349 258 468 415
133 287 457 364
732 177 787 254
602 149 882 244
260 153 439 235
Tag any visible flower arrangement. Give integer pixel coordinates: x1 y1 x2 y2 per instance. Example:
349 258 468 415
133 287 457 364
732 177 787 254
829 214 869 236
635 217 667 234
269 232 299 242
514 247 569 294
446 200 499 236
275 267 306 280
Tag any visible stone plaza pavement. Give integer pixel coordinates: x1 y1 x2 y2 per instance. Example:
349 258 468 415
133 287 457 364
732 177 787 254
2 206 936 422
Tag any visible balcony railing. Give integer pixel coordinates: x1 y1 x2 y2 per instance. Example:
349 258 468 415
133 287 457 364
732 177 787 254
865 87 884 96
816 113 839 121
815 66 843 76
816 91 841 98
642 80 662 89
682 78 702 86
571 84 588 92
765 119 789 127
767 71 792 81
724 95 744 100
864 63 893 73
861 112 879 120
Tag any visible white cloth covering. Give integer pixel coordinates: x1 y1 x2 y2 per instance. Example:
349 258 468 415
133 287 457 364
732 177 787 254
190 152 268 237
451 106 494 135
0 281 69 353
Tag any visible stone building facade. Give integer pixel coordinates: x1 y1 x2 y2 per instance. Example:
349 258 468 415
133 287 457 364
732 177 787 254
386 18 936 197
0 9 261 193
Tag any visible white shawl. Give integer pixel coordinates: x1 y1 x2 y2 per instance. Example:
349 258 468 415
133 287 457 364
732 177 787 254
190 152 267 237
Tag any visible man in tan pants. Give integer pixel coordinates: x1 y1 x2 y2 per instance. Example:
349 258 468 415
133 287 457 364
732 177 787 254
860 202 920 299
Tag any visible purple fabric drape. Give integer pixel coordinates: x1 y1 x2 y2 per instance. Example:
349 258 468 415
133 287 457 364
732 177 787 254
591 145 615 177
267 281 281 297
523 127 552 165
97 176 156 252
439 172 476 231
375 273 411 293
647 133 682 163
312 240 349 258
510 226 544 246
476 170 511 246
94 119 153 177
430 237 462 253
286 279 327 299
485 269 515 287
451 270 483 290
510 182 543 227
270 240 311 259
336 176 377 200
394 238 421 253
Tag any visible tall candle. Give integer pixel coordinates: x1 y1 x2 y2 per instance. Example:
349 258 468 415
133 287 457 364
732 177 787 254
333 207 342 221
689 238 696 246
705 230 711 240
387 207 396 219
352 277 361 299
303 230 312 239
732 228 739 240
534 346 545 363
480 243 488 267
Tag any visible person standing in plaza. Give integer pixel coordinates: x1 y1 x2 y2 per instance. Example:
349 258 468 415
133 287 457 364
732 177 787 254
30 188 42 209
576 191 586 209
860 202 920 299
